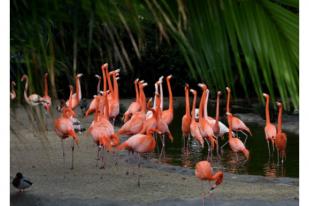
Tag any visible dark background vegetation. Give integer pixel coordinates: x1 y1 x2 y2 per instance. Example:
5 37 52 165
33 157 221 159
10 0 299 111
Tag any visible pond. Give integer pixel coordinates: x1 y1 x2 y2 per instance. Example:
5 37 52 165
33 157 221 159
145 101 299 178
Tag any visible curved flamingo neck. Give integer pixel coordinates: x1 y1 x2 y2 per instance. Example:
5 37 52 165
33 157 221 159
23 76 31 104
203 89 209 118
139 86 146 112
167 78 173 112
112 73 119 100
265 96 270 125
44 74 48 97
226 89 231 113
185 87 190 117
215 93 220 126
159 80 163 109
75 76 82 101
134 81 139 103
277 105 282 134
199 89 206 122
106 70 114 95
102 66 107 93
104 93 109 119
191 92 197 122
227 116 233 140
94 97 100 122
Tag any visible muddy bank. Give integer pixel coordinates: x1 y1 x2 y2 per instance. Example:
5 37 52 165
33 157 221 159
10 105 298 206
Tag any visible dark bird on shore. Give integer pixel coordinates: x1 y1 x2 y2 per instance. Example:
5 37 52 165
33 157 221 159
12 172 33 192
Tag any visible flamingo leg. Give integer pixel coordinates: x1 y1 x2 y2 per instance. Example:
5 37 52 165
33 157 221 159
204 139 211 161
215 138 221 159
100 149 106 169
220 140 229 151
271 140 275 153
201 181 205 206
276 148 280 165
235 152 239 162
96 146 101 167
70 139 74 170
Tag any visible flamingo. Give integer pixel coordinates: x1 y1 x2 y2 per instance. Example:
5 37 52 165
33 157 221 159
21 75 48 106
263 93 277 156
65 73 83 109
162 75 173 125
226 87 252 144
85 74 102 117
226 112 250 161
108 69 120 123
146 79 160 119
10 81 16 100
117 128 159 187
198 84 217 157
189 89 204 148
117 82 147 136
195 161 223 203
54 85 79 169
181 83 191 148
42 73 52 113
123 78 141 122
140 97 158 134
275 101 287 164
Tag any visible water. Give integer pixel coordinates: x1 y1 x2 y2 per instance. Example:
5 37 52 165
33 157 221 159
151 101 299 178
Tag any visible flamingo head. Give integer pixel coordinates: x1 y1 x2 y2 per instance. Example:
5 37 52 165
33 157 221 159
276 101 282 107
101 63 108 70
159 76 164 82
190 89 196 95
11 81 16 86
211 171 224 191
166 74 173 80
225 87 230 92
134 78 139 84
217 91 222 96
43 102 51 113
21 75 28 81
95 74 101 80
76 73 83 78
44 73 48 78
198 83 207 90
262 93 269 98
185 83 189 89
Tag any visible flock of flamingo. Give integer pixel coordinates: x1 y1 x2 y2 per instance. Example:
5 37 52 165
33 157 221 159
10 63 287 195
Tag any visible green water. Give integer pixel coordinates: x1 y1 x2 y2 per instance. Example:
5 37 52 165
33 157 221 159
152 102 299 178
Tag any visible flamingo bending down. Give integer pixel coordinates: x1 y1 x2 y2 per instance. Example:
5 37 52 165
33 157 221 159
195 160 223 203
42 73 52 113
21 75 48 106
181 84 191 148
117 82 147 136
189 89 204 148
275 101 287 164
85 74 102 117
226 112 250 161
263 93 277 156
117 128 158 187
54 85 79 169
162 75 174 125
123 78 141 122
11 81 16 100
65 73 83 109
225 87 252 144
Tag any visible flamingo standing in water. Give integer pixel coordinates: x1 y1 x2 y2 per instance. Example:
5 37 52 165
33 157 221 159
189 89 204 148
226 87 252 143
85 74 102 117
195 161 223 204
275 101 287 164
42 73 52 113
21 74 48 106
117 128 158 187
181 84 191 148
198 84 217 157
263 93 277 157
117 82 148 136
10 81 16 100
54 85 79 169
65 73 83 109
162 75 174 125
226 112 250 161
123 78 141 122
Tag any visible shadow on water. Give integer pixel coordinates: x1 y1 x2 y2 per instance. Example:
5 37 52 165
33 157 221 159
152 101 299 178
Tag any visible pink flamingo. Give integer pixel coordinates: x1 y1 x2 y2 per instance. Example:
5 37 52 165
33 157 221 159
263 93 277 156
189 89 204 148
275 101 287 164
85 74 102 117
181 84 191 148
21 75 48 106
162 75 174 125
65 73 83 109
54 85 79 169
123 78 141 122
42 73 52 113
10 81 16 100
226 87 252 143
226 112 250 161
